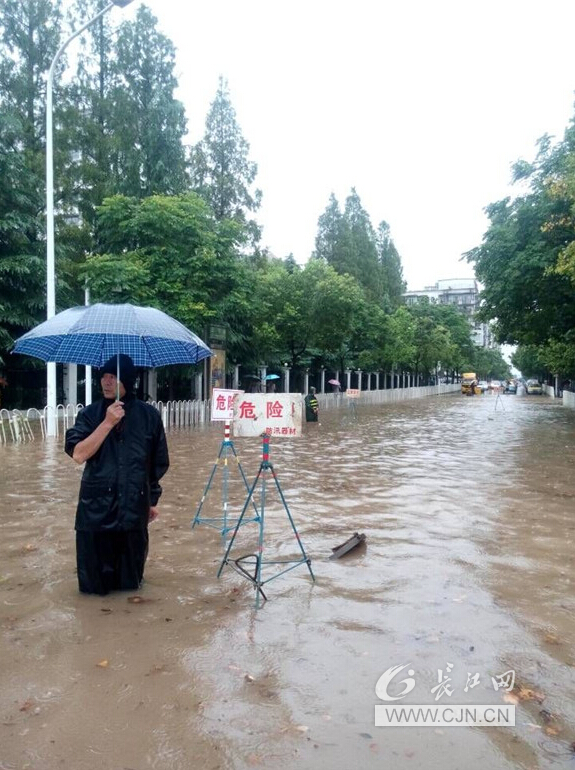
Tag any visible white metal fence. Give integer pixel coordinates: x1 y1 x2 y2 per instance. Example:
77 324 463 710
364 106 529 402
0 385 460 444
317 383 459 410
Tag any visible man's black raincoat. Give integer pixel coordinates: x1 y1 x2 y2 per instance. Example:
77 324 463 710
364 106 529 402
65 395 169 594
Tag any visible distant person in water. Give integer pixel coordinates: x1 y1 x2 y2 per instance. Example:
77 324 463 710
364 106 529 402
305 386 319 422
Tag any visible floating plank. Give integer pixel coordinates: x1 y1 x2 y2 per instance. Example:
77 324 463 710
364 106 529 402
329 532 366 559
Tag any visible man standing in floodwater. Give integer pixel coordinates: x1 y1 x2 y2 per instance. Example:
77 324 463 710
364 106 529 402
305 386 319 422
65 354 169 595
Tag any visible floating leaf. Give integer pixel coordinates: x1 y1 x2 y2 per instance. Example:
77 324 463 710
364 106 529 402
96 659 109 668
19 699 33 712
515 686 545 703
503 693 519 705
544 725 562 736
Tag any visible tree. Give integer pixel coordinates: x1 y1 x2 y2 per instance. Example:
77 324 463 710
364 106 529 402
0 1 62 370
191 76 261 241
511 345 546 379
376 220 405 308
63 0 121 226
308 261 365 372
111 5 188 198
84 193 247 334
0 0 62 154
341 188 379 298
466 127 575 354
312 193 348 264
313 192 404 307
384 306 416 371
0 114 45 364
471 347 511 381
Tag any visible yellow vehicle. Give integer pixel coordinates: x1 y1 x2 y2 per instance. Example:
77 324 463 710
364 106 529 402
461 372 477 395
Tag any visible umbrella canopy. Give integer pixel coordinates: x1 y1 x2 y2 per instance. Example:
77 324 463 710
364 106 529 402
243 374 261 380
13 303 212 368
328 379 341 386
265 374 280 380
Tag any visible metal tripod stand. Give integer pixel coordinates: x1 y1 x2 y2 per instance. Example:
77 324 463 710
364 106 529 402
191 422 260 540
217 432 315 607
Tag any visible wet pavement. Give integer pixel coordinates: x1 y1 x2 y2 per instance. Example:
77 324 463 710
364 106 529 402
1 392 575 769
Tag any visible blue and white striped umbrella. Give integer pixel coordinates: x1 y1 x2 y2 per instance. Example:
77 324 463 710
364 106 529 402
13 303 212 368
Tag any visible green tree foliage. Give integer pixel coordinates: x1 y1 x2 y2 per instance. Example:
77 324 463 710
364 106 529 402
84 193 245 333
64 0 123 226
0 114 45 364
191 76 261 242
0 1 62 365
0 0 62 154
246 258 367 371
308 260 366 372
312 193 347 264
111 5 188 198
471 346 510 380
313 190 404 307
467 117 575 377
376 220 406 308
392 300 477 380
511 345 545 379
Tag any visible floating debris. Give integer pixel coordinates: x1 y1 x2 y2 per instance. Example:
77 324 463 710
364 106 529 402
329 532 366 559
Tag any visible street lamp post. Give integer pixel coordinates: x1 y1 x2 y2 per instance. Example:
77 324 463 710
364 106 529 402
45 0 134 436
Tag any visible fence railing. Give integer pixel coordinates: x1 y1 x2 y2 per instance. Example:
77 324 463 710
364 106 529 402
1 384 460 444
317 383 459 409
152 399 211 428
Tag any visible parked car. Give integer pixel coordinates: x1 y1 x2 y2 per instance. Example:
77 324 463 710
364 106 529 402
489 380 502 390
505 381 517 393
526 379 542 395
478 380 489 393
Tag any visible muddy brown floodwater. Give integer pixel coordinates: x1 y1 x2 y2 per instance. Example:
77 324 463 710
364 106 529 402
1 393 575 770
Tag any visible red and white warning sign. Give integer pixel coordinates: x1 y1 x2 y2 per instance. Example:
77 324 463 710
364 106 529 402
211 388 244 421
345 388 361 398
232 393 303 437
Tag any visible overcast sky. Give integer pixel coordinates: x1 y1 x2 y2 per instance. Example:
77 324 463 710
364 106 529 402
128 0 575 290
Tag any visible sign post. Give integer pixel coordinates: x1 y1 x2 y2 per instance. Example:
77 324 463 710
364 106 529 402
191 388 259 539
217 393 314 607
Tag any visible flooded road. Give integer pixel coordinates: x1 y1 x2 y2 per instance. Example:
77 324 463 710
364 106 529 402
1 393 575 770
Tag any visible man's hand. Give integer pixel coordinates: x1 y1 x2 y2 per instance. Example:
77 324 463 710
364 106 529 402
149 506 159 523
104 401 125 427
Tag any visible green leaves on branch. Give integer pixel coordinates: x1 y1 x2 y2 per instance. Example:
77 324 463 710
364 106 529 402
467 117 575 377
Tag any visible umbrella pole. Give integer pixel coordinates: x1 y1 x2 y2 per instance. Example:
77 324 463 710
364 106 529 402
116 352 120 401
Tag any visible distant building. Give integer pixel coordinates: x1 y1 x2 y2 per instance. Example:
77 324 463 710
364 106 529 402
403 278 494 348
